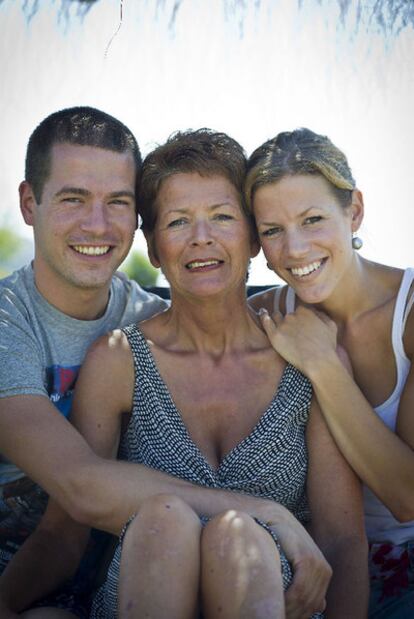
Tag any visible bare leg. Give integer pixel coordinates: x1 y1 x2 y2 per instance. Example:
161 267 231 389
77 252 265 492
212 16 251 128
201 510 285 619
20 610 78 618
118 494 201 619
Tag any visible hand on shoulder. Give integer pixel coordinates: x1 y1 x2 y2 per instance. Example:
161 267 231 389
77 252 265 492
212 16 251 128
259 304 339 377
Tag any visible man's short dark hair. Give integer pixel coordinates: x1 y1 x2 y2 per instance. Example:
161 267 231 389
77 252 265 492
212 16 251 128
26 106 142 203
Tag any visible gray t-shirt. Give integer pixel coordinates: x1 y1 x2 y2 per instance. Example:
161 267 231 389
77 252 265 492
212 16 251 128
0 264 168 568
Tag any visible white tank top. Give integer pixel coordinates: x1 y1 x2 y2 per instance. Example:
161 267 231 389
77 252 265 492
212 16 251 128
273 269 414 544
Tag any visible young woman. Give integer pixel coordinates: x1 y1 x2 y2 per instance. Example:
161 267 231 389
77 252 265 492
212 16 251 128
247 127 414 619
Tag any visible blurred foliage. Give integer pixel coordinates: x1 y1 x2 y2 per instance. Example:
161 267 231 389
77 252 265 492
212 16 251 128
121 250 159 287
0 227 22 262
0 227 23 278
1 0 413 37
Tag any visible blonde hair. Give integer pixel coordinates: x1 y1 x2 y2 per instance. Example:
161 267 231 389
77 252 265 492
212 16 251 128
245 128 355 211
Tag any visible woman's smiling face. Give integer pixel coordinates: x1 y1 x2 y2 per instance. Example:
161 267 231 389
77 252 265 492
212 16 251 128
148 172 258 299
253 173 362 304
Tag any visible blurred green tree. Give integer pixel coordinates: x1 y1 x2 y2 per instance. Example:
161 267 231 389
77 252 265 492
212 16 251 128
0 227 21 262
121 250 159 288
0 227 23 277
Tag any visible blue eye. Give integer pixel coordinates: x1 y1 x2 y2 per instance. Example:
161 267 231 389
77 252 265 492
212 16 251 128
261 227 281 237
214 213 233 221
167 218 187 228
304 216 322 225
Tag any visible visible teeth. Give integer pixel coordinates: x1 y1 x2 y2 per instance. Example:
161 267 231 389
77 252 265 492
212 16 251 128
73 245 110 256
291 260 322 277
187 260 220 269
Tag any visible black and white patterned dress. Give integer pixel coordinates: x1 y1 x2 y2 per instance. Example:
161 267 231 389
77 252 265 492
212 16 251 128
91 324 323 619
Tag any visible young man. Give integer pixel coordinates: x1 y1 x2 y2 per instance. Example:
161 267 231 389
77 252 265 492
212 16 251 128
0 109 332 618
0 106 168 616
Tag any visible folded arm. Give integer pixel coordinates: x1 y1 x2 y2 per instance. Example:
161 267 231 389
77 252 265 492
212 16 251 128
0 332 330 610
306 399 369 619
260 304 414 522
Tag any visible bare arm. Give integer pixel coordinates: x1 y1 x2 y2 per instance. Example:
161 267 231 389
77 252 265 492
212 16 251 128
260 305 414 521
306 399 369 619
64 330 319 537
0 380 325 538
0 330 331 611
0 380 305 536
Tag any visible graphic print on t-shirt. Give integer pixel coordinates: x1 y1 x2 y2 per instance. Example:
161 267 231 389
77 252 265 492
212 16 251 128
46 364 80 417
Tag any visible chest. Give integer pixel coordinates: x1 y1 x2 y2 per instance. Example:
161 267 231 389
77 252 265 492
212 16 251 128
149 348 284 469
340 303 398 408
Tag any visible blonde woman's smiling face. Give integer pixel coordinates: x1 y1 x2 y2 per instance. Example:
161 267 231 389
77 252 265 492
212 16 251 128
253 174 362 304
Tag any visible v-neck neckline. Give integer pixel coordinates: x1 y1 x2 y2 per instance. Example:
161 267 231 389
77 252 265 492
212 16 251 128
132 326 296 477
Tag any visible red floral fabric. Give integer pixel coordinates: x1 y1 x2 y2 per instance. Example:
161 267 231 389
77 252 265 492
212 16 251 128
369 542 413 602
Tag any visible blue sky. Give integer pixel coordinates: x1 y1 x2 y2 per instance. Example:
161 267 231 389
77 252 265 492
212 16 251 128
1 0 413 284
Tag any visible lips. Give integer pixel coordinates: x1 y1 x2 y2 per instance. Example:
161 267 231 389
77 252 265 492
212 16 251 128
185 259 223 270
72 245 111 256
289 259 324 277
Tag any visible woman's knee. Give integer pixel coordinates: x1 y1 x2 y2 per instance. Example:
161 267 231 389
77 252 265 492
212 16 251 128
202 509 275 557
125 494 201 547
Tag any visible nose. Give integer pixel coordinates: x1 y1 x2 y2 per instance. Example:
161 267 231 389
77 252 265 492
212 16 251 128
190 219 213 246
284 228 309 258
80 201 109 236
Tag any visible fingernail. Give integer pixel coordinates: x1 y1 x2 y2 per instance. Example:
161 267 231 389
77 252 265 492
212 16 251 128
259 307 269 317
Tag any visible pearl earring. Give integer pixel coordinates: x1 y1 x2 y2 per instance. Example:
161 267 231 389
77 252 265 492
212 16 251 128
352 236 363 250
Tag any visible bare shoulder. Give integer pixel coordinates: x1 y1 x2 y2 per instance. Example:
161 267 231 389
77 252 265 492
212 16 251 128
136 309 171 344
368 261 403 295
403 275 414 359
248 286 285 314
71 328 136 425
376 263 414 359
85 328 132 366
77 328 134 407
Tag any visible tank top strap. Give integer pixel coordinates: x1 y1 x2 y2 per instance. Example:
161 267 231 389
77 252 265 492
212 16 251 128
402 268 414 330
272 286 284 313
392 268 414 359
285 286 296 314
273 286 295 314
272 285 296 314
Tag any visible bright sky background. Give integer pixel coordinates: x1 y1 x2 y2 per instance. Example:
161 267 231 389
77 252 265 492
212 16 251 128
0 0 413 285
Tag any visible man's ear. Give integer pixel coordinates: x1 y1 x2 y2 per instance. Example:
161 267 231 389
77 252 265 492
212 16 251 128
19 181 37 227
350 189 364 233
143 231 160 268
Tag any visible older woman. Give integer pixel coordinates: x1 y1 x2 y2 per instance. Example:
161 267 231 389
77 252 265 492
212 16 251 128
79 129 366 619
5 130 367 619
247 127 414 619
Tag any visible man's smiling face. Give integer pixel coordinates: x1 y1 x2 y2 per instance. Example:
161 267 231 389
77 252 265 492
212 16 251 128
21 142 137 298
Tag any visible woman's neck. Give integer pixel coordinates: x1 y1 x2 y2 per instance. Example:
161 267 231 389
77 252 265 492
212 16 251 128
314 258 400 325
158 288 264 356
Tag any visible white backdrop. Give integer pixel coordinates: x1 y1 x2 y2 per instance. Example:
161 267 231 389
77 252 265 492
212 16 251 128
1 0 413 284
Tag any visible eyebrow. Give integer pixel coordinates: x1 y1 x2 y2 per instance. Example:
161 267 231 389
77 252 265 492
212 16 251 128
54 187 135 199
258 206 319 225
164 202 238 215
108 190 135 199
55 187 90 198
210 202 239 210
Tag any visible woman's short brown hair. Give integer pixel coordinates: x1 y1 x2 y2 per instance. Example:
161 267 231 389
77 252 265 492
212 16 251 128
138 128 255 234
